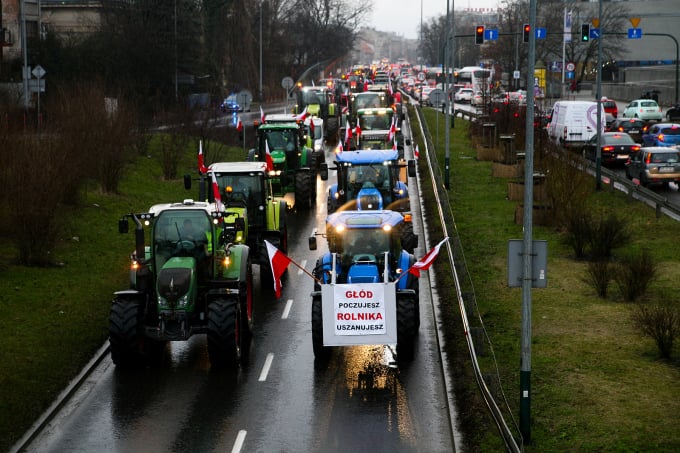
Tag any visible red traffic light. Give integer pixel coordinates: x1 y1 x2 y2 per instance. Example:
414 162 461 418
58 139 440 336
475 25 485 44
523 24 531 43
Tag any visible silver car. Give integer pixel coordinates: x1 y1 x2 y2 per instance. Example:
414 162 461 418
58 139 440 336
625 147 680 187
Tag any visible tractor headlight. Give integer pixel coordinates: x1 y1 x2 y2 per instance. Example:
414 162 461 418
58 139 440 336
177 294 189 308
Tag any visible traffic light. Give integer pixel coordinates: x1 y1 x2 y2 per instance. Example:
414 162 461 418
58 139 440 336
475 25 485 45
523 24 531 43
581 23 590 42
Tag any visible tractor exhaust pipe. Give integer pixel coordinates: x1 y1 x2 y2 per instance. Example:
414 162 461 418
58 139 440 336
132 214 145 263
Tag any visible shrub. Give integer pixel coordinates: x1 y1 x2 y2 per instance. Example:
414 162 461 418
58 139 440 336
588 211 632 260
542 147 591 226
613 249 657 302
563 207 593 259
585 260 611 298
631 300 680 359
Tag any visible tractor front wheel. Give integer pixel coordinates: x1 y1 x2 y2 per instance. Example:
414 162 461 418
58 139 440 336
312 296 331 360
396 296 417 363
295 171 313 210
207 297 242 369
109 297 165 368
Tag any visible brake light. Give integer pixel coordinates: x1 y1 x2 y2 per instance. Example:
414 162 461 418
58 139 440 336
617 126 624 132
632 145 640 151
602 146 614 152
658 134 665 142
645 154 651 164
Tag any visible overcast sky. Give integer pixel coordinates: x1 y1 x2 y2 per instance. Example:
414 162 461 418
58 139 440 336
367 0 501 40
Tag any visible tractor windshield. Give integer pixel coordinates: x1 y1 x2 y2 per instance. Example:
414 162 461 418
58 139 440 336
346 165 391 199
343 228 390 262
359 112 392 130
266 129 297 151
153 210 213 269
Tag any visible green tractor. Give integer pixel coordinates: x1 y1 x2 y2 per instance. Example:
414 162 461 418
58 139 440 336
293 85 340 141
184 161 289 288
247 121 327 210
110 199 253 369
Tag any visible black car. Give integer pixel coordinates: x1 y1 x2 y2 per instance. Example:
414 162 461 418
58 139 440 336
582 132 640 165
666 104 680 121
609 118 649 144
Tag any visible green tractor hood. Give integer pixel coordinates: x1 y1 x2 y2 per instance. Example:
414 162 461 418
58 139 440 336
157 257 197 311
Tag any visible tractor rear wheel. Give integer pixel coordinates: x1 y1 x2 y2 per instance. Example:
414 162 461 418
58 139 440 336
396 296 417 362
109 297 165 368
312 296 330 360
207 298 242 369
295 171 313 210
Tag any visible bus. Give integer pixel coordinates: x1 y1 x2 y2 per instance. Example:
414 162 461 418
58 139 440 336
455 66 492 92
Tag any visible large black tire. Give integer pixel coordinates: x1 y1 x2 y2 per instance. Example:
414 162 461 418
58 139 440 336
312 296 331 360
207 298 242 369
109 297 165 368
396 296 417 363
326 117 339 141
406 273 421 330
240 264 254 361
401 222 418 254
260 262 274 291
295 171 313 210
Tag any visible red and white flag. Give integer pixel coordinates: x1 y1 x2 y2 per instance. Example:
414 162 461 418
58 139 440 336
408 237 449 277
354 124 361 137
336 140 344 154
236 116 243 132
388 117 397 141
260 106 266 124
344 119 353 149
210 171 224 212
296 106 309 122
198 140 208 174
392 138 398 151
264 240 292 298
363 80 369 91
309 119 315 135
265 140 274 172
414 144 420 159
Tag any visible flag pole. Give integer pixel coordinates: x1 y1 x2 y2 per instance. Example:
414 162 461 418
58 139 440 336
287 256 322 284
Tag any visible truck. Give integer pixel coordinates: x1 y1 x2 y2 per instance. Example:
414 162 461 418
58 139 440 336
326 148 417 252
185 161 288 287
308 210 420 362
247 120 326 210
547 100 606 149
110 199 253 369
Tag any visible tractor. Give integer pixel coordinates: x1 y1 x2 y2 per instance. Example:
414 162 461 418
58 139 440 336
326 148 418 252
293 85 340 140
110 199 253 369
355 107 404 156
247 121 327 210
184 161 288 287
308 210 420 362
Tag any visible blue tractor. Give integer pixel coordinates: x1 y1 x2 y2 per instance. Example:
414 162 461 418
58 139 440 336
308 210 420 362
327 149 418 252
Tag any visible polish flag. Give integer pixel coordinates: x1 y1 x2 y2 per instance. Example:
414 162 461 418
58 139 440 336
265 240 292 299
363 80 369 91
344 120 353 149
260 106 266 124
414 144 420 159
210 171 224 212
265 140 274 172
388 117 397 141
236 116 243 132
336 140 344 154
309 119 315 135
392 138 398 151
408 237 449 277
198 140 208 174
354 124 361 137
296 106 309 122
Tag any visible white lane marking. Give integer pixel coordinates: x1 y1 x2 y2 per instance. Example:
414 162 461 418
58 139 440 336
282 299 293 319
231 430 247 453
258 353 274 381
298 259 307 275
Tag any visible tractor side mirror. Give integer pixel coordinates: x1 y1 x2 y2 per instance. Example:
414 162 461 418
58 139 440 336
405 138 411 146
320 163 329 181
183 174 192 190
308 235 317 250
407 159 416 178
118 218 129 234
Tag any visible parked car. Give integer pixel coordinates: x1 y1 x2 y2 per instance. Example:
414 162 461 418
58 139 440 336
665 104 680 121
471 91 484 106
601 97 618 118
609 118 649 143
641 123 680 147
582 132 640 165
420 86 436 106
625 147 680 187
507 90 527 105
621 99 663 121
454 88 474 103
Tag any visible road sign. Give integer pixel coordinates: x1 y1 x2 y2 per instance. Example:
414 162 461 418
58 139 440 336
536 28 546 39
484 29 498 41
630 17 641 28
281 76 294 90
429 89 445 106
628 28 642 39
566 62 575 72
32 65 46 79
592 18 600 28
513 70 520 80
590 28 600 39
417 72 426 81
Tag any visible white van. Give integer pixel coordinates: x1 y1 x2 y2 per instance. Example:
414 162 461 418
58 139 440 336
547 100 606 148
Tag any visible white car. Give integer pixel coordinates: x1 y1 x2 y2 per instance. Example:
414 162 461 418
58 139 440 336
622 99 663 121
471 91 484 106
454 88 474 103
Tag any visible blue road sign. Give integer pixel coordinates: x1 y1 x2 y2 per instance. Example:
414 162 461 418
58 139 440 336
485 29 498 41
536 28 546 39
590 28 600 39
567 71 574 80
628 28 642 39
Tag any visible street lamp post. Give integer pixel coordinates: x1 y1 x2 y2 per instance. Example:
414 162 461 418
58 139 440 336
259 1 263 103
